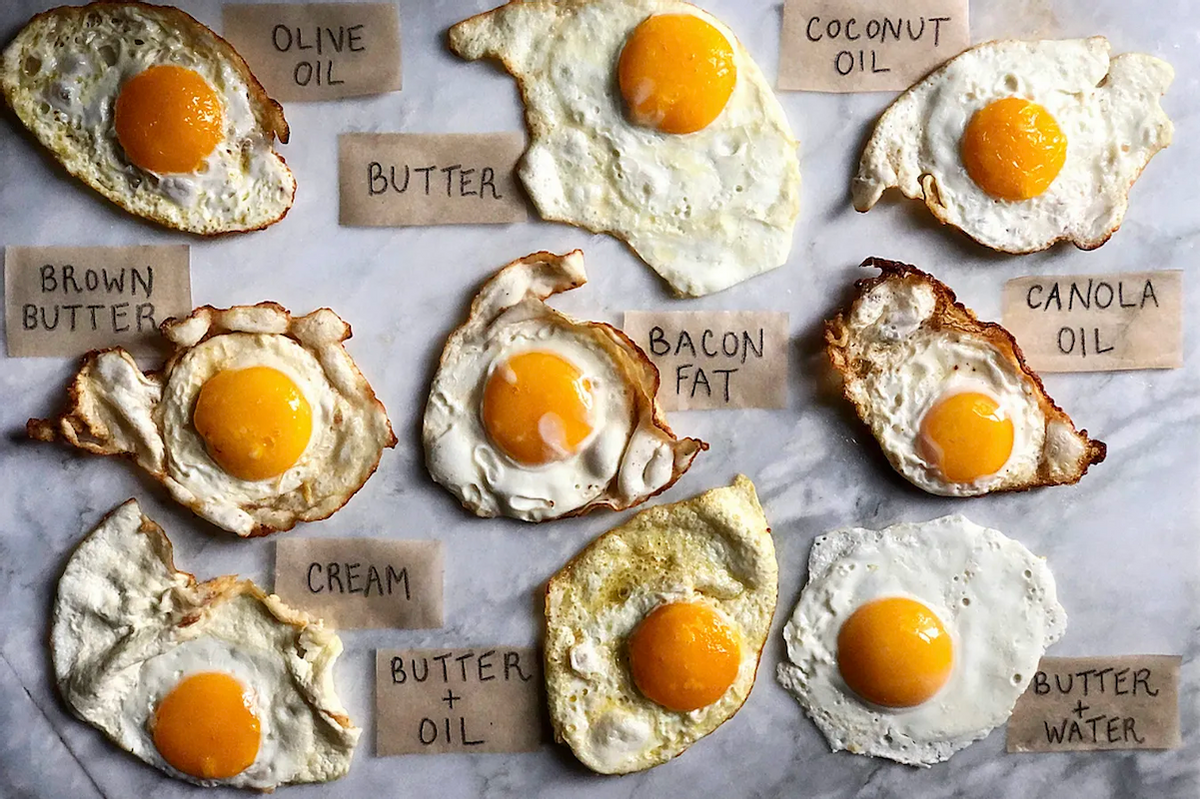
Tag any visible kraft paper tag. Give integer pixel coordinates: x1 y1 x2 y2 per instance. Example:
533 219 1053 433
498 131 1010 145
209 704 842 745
623 311 789 410
1007 656 1181 752
5 245 191 359
222 3 401 101
376 647 545 755
1002 271 1182 372
338 133 528 226
778 0 969 92
274 538 443 630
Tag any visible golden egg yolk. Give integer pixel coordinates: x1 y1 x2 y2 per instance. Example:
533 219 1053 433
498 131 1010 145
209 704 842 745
481 351 594 466
114 64 223 174
919 391 1015 484
618 14 737 135
193 366 313 482
152 672 260 780
961 97 1067 201
628 602 741 712
837 597 953 709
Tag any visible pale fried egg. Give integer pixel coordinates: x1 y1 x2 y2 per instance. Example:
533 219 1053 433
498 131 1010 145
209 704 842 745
826 259 1105 496
545 476 777 773
423 250 705 522
854 37 1172 252
450 0 801 297
1 2 294 233
53 500 359 788
777 515 1065 766
28 303 396 536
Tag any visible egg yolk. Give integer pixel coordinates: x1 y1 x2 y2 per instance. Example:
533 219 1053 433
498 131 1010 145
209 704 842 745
193 366 313 481
919 391 1015 484
837 597 953 709
618 14 737 135
114 64 223 174
961 97 1066 201
152 672 260 780
628 602 741 712
481 351 594 466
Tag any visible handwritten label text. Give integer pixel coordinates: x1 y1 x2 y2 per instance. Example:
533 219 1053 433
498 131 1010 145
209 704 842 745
376 647 544 755
339 133 528 226
778 0 970 92
223 3 401 101
5 245 191 358
1002 271 1182 372
1008 656 1181 752
624 311 789 410
275 538 443 629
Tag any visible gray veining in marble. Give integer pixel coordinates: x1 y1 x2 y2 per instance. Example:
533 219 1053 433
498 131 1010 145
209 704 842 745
1 0 1197 796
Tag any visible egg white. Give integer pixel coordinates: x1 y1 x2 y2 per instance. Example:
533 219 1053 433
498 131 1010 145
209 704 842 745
545 476 777 773
161 332 335 507
777 515 1065 767
1 3 294 233
52 501 359 789
450 0 801 296
429 330 634 520
866 340 1045 496
556 589 760 773
854 37 1173 252
121 633 314 787
29 305 396 536
837 274 1083 496
423 251 703 522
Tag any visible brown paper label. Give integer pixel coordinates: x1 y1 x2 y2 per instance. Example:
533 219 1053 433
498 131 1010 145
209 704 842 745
338 133 529 226
376 647 545 755
1002 271 1182 372
5 245 191 359
274 538 443 630
1007 656 1181 753
222 4 401 101
623 311 789 410
778 0 969 92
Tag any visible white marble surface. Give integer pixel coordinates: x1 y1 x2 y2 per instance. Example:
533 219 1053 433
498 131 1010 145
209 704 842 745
1 0 1197 796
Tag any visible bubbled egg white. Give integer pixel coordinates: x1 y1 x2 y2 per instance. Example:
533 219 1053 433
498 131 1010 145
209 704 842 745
450 0 801 296
777 515 1066 767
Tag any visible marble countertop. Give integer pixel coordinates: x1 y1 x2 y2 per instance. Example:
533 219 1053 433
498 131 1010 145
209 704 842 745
1 0 1197 796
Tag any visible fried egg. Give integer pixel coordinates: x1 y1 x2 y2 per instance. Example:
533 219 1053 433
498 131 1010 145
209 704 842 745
854 37 1173 253
450 0 801 297
1 2 294 233
28 303 396 536
826 259 1106 496
545 476 777 773
423 250 705 522
777 515 1065 766
53 500 359 788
